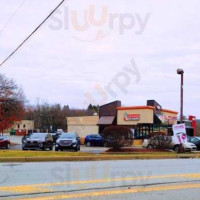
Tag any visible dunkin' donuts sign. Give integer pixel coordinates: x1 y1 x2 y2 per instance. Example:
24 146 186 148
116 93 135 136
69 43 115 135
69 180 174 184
124 113 140 121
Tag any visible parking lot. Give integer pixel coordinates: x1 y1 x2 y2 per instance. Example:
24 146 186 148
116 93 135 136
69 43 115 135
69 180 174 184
6 134 109 154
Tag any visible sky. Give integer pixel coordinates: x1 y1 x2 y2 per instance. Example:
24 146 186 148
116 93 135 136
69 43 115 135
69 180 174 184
0 0 200 118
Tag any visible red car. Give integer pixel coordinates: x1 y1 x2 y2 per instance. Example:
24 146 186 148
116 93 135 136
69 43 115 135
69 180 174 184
0 136 10 149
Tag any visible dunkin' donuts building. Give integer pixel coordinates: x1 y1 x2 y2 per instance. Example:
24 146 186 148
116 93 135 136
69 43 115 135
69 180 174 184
98 100 178 139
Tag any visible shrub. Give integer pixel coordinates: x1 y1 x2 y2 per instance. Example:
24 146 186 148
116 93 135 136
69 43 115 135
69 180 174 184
102 126 133 150
149 135 172 150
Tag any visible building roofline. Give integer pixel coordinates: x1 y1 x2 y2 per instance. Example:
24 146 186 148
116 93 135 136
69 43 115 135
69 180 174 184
117 106 178 114
100 100 121 107
161 109 178 114
117 106 155 110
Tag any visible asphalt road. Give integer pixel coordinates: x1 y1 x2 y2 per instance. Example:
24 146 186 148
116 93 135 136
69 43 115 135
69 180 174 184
0 159 200 200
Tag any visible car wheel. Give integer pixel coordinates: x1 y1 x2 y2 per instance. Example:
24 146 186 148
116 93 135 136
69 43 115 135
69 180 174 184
74 145 79 152
86 142 91 147
174 145 180 153
6 143 10 149
55 147 59 151
43 144 47 151
147 144 154 149
22 143 26 150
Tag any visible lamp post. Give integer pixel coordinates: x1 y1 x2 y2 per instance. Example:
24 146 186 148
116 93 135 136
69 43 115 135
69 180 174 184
177 69 184 123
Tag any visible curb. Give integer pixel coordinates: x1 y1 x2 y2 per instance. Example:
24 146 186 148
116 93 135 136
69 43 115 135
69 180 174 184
0 154 199 162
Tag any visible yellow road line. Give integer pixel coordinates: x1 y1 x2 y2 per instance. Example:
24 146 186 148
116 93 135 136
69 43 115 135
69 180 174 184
1 173 200 194
8 183 200 200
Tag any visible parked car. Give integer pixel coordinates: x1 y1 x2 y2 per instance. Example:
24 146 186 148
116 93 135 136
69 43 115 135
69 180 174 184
85 134 105 147
55 133 80 151
22 133 32 143
143 136 197 152
22 133 54 151
57 129 64 135
0 136 10 149
187 136 200 150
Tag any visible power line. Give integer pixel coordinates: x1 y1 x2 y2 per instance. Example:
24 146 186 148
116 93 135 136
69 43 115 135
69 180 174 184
0 0 27 35
0 0 66 67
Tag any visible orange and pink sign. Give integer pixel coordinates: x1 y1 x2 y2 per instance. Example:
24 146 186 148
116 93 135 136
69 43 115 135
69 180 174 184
124 113 140 121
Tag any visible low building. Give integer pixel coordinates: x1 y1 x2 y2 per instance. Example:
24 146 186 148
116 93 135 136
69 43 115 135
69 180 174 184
67 116 99 144
5 120 35 134
117 104 178 139
99 100 178 139
66 100 178 145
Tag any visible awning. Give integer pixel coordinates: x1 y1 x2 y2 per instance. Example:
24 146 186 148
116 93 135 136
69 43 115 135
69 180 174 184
98 116 115 125
154 114 177 125
154 114 166 124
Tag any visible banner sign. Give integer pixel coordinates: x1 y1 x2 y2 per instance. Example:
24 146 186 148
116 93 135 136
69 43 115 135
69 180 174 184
124 113 140 121
172 124 187 144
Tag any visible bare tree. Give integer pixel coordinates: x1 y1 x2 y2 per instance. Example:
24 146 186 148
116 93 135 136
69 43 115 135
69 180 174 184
0 74 25 134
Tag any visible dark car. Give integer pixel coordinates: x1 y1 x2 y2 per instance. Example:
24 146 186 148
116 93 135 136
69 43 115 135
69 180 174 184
22 133 32 143
22 133 53 151
187 136 200 150
85 134 104 147
55 133 80 152
0 136 10 149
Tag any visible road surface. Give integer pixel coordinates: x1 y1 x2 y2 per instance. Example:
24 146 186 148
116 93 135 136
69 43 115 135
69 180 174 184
0 159 200 199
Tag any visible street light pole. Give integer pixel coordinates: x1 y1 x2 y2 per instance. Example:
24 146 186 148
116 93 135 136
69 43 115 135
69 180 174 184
177 69 184 123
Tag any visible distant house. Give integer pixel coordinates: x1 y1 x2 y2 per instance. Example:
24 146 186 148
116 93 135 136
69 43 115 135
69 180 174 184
5 120 34 134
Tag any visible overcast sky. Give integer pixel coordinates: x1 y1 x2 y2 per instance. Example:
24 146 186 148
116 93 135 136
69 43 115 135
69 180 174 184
0 0 200 118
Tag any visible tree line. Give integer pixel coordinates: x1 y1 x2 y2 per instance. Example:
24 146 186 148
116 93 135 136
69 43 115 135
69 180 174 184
0 73 99 133
24 103 98 132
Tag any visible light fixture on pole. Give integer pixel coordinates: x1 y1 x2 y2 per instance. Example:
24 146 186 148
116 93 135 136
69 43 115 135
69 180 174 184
177 69 184 123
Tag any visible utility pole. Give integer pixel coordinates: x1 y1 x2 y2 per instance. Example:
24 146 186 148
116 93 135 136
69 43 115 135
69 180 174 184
177 69 184 123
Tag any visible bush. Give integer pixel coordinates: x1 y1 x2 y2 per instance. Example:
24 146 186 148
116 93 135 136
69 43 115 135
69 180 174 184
102 126 133 150
149 135 172 150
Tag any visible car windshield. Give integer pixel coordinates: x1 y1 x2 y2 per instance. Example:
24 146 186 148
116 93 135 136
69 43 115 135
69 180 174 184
59 133 75 139
29 133 46 139
91 135 102 138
